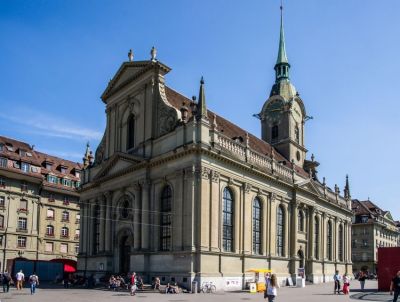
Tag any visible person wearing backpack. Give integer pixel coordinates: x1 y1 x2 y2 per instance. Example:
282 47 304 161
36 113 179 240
29 272 39 295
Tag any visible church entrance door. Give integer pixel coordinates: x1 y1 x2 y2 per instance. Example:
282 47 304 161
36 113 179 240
119 235 131 274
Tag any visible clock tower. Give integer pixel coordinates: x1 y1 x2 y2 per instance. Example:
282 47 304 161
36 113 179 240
259 5 307 167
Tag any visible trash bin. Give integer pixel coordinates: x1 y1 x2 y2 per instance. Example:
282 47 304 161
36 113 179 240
191 281 198 294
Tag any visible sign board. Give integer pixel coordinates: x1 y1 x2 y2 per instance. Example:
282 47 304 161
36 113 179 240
249 283 257 293
287 277 294 286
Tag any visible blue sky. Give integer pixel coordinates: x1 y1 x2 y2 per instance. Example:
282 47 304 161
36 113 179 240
1 0 399 219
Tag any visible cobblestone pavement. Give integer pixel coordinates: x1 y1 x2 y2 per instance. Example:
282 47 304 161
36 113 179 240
0 280 391 302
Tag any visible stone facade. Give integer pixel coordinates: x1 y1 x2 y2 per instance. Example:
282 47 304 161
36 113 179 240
351 199 400 274
0 136 81 272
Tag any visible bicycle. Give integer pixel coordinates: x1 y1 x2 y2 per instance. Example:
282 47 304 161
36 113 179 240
200 281 216 293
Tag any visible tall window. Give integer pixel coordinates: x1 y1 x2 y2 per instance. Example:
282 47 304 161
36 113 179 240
298 210 304 232
252 197 262 254
0 196 5 207
21 162 30 173
17 236 26 248
272 125 279 140
61 227 69 238
327 221 332 261
46 225 54 236
314 216 319 259
47 209 55 219
160 186 172 251
222 188 234 252
277 206 285 256
338 224 344 262
19 199 27 211
127 114 135 149
62 211 70 222
0 215 4 229
18 217 27 230
0 157 7 168
93 204 100 254
295 125 300 143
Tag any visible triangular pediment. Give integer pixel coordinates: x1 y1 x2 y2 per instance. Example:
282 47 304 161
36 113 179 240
101 60 171 101
296 178 323 197
93 152 143 181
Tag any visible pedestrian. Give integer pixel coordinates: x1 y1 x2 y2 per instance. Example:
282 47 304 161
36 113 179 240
29 272 39 295
130 272 136 296
3 271 12 292
333 270 341 294
15 269 25 290
390 270 400 302
342 274 350 295
264 273 279 302
358 270 367 291
63 274 69 288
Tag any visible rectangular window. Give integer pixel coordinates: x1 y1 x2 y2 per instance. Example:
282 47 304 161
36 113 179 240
0 235 3 246
46 163 52 170
0 215 4 229
19 199 27 210
0 157 7 168
0 178 5 187
63 196 70 205
45 242 53 252
21 162 30 173
21 182 28 192
47 175 58 184
0 196 5 207
61 167 67 174
47 209 54 219
0 144 3 152
60 243 68 253
75 244 79 254
18 217 27 230
76 214 80 224
48 194 55 202
75 229 80 239
19 150 26 157
17 236 26 248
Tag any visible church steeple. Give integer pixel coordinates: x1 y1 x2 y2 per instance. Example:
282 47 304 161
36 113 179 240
274 3 290 82
196 76 208 120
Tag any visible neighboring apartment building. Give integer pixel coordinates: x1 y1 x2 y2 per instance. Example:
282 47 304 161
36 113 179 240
0 136 81 272
351 199 400 274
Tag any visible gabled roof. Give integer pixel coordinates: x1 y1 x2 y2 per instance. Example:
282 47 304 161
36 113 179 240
165 87 309 178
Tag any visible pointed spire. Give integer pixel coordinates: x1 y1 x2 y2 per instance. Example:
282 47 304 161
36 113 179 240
274 1 290 82
83 142 91 169
196 76 208 120
344 174 351 200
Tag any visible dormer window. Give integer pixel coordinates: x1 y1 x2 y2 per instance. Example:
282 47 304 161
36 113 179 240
47 175 58 184
61 167 67 174
75 171 80 178
5 143 13 152
19 149 26 157
0 144 3 152
46 163 53 170
361 215 369 223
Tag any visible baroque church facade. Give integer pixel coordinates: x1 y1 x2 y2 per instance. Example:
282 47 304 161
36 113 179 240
78 10 353 290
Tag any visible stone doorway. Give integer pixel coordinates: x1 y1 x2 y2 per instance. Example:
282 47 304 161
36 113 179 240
119 235 131 274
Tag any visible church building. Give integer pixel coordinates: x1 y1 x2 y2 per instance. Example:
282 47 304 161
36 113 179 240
78 7 353 290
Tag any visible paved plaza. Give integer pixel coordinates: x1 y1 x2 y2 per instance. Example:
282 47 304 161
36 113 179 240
0 280 394 302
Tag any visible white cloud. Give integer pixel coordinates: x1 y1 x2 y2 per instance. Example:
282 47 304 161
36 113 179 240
0 109 103 141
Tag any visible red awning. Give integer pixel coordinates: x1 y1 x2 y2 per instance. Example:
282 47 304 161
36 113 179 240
64 264 76 273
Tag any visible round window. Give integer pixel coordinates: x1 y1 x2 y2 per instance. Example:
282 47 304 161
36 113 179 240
296 151 301 161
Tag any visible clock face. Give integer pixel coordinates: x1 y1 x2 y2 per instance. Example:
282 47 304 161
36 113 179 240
265 99 284 125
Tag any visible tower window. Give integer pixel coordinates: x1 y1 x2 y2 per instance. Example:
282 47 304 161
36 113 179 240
272 125 279 140
295 125 300 143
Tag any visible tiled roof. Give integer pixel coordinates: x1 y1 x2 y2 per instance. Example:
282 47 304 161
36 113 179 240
165 86 309 177
0 135 81 191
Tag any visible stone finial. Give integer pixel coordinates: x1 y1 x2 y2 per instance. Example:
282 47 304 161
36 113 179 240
311 153 315 162
128 49 134 62
322 177 326 186
212 113 218 129
245 132 249 147
151 46 157 61
83 142 91 169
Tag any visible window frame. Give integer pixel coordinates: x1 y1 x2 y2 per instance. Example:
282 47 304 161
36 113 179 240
222 187 234 252
17 236 27 248
277 205 285 256
252 197 262 255
327 221 333 261
127 114 135 150
160 186 172 251
314 216 319 259
46 225 54 236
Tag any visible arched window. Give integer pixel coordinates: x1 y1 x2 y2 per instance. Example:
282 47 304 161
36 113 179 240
272 125 279 140
61 227 69 238
120 197 130 219
127 114 135 150
327 221 332 261
295 125 300 143
314 216 319 259
160 185 172 251
252 197 262 254
338 224 344 262
93 204 100 254
298 210 304 232
46 225 54 236
222 187 234 252
277 206 285 256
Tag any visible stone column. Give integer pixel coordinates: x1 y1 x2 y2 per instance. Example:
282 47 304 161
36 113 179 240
141 180 150 250
269 194 277 257
290 198 299 275
104 192 113 253
199 167 211 251
243 183 252 254
308 206 315 259
183 166 196 250
210 170 220 252
99 196 106 252
321 213 326 260
173 171 184 250
262 193 268 256
79 201 86 254
334 217 338 262
133 185 141 251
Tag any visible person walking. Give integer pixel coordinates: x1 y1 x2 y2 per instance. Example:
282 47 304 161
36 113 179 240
264 274 279 302
2 271 11 292
130 272 136 296
358 271 367 291
29 272 39 295
333 270 341 294
390 270 400 302
15 270 25 290
342 274 350 295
